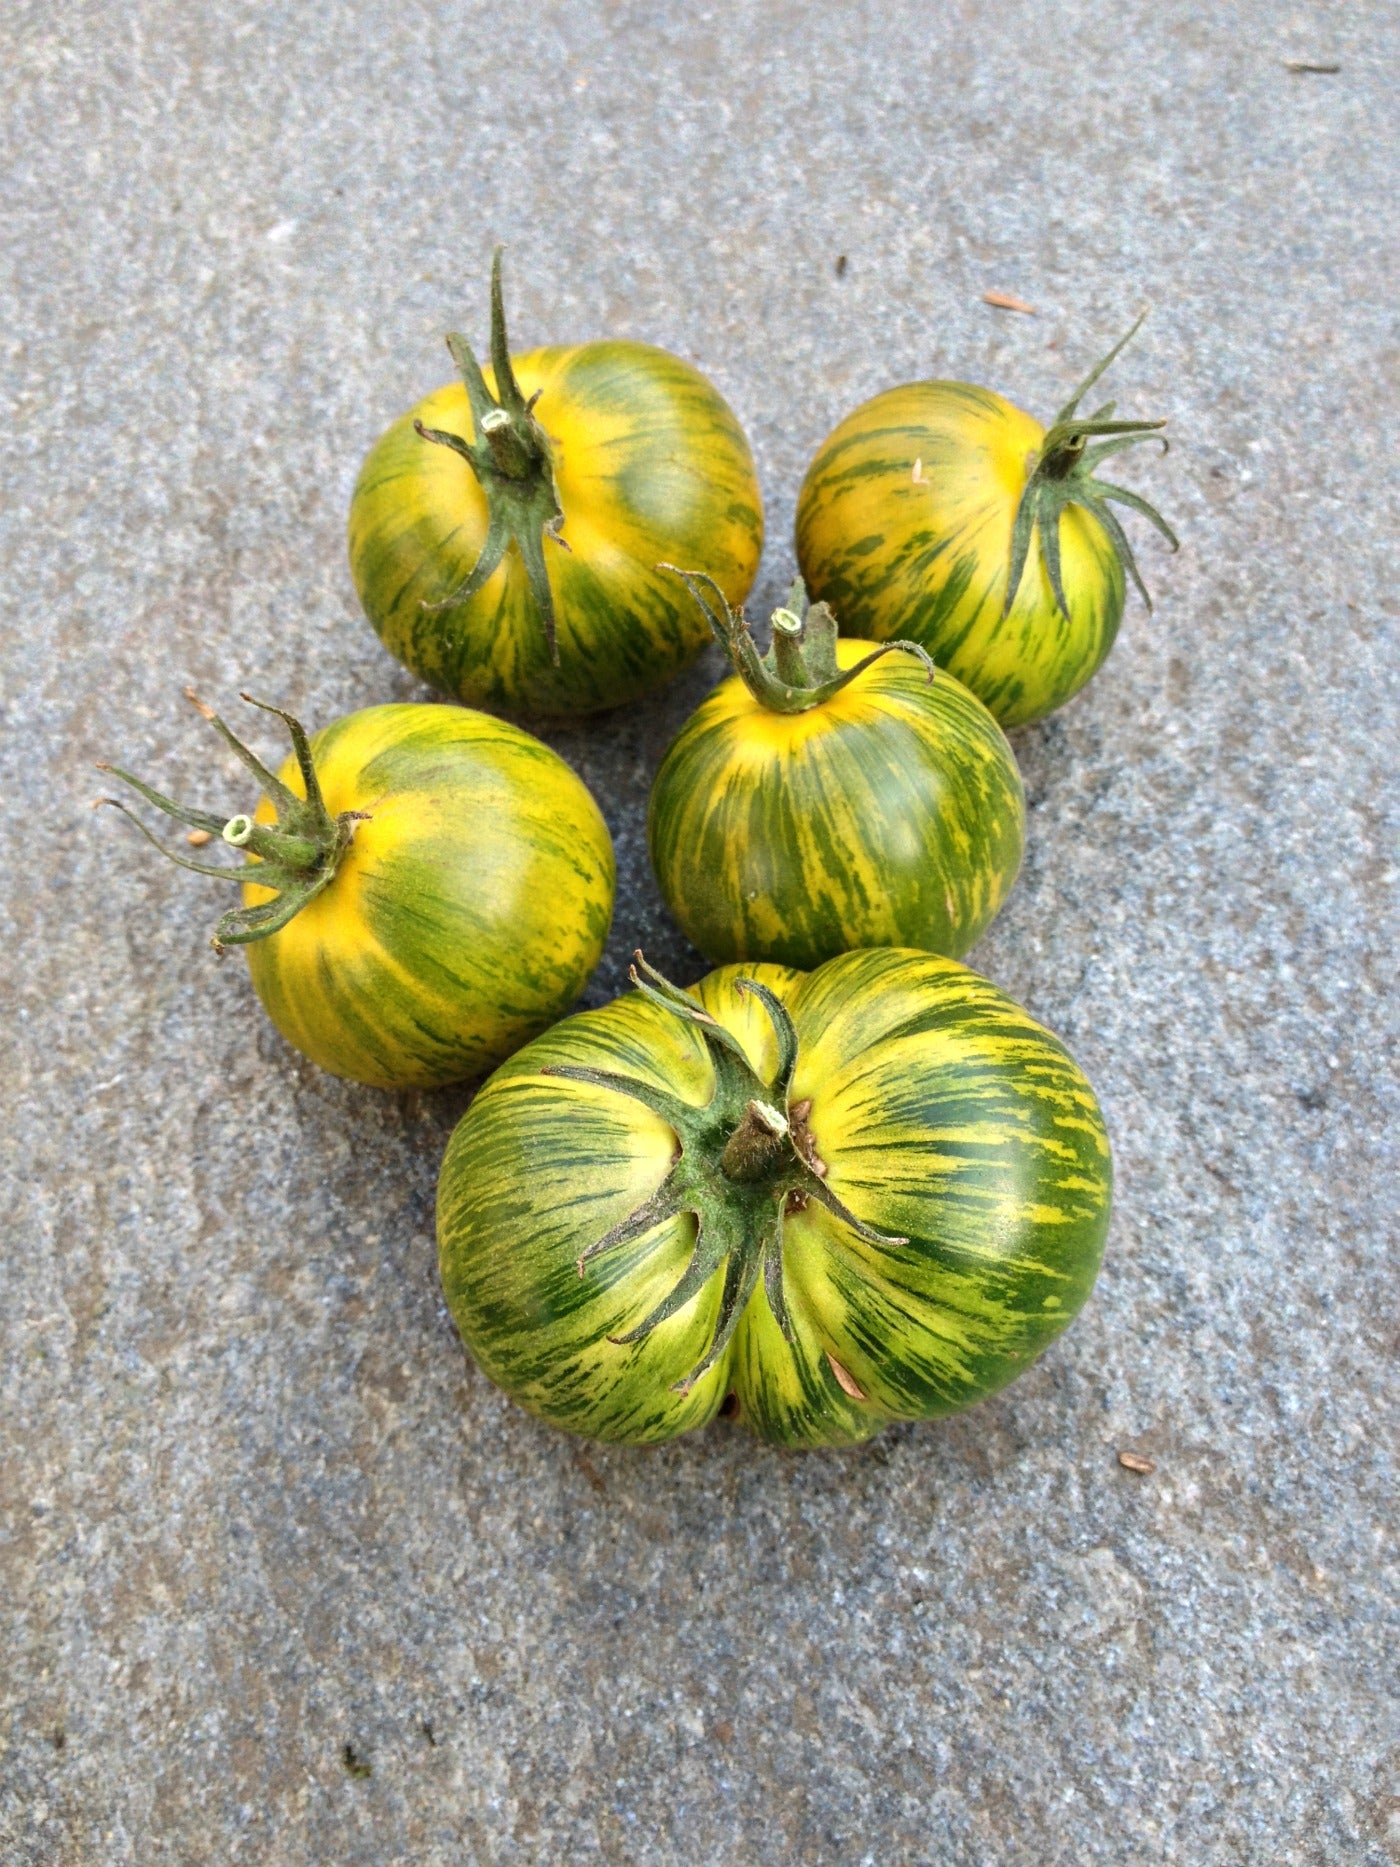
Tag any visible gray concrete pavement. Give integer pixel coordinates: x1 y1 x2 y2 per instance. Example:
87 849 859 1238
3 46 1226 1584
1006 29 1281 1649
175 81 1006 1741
2 1 1396 1861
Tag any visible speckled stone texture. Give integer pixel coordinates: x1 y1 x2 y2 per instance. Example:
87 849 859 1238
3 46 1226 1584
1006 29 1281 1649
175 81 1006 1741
2 1 1396 1862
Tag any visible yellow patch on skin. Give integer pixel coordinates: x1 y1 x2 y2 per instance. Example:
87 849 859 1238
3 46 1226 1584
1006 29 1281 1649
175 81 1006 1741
693 637 893 754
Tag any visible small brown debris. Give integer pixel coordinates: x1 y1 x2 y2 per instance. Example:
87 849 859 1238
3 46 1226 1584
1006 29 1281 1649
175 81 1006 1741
712 1720 734 1743
574 1447 606 1494
789 1100 828 1178
341 1742 371 1778
983 290 1037 315
186 828 212 847
834 254 848 278
1117 1449 1156 1475
826 1351 867 1400
1283 59 1339 73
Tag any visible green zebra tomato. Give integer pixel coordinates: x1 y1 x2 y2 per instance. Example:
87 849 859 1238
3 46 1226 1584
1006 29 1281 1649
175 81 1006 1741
349 249 763 718
648 571 1024 969
100 695 615 1088
437 950 1112 1448
795 314 1177 727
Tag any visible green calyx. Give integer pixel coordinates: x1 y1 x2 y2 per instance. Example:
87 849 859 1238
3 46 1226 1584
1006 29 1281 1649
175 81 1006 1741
662 565 935 713
414 246 570 664
96 690 366 952
542 953 906 1394
1005 309 1179 622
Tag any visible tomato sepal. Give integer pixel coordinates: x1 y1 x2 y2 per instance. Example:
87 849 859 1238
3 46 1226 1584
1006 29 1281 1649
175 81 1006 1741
411 249 571 661
97 689 368 952
662 563 935 714
543 952 906 1396
1003 309 1179 622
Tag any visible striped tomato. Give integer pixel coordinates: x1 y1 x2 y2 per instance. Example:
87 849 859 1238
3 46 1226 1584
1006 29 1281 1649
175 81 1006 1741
100 695 615 1088
348 250 763 717
437 950 1111 1448
795 315 1177 727
648 571 1024 969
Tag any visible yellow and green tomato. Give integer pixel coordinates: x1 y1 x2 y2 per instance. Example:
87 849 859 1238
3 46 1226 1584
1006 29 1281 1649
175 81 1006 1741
101 695 615 1088
796 315 1177 727
349 250 763 717
437 950 1112 1448
648 572 1024 969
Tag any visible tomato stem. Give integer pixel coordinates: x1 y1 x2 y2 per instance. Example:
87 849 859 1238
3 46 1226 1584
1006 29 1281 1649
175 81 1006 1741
660 565 935 714
413 248 569 664
96 691 364 952
720 1099 792 1182
478 407 536 481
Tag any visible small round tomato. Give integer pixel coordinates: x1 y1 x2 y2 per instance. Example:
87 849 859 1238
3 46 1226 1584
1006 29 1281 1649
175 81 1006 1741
349 249 763 718
437 949 1111 1448
795 315 1177 727
100 694 615 1088
648 572 1024 970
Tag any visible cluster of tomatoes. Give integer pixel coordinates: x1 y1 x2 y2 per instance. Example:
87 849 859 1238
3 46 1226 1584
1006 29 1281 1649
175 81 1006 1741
107 252 1173 1448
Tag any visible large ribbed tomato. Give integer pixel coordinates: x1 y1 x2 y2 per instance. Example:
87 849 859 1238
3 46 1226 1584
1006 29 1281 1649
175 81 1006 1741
101 695 614 1088
795 315 1176 727
437 951 1112 1448
349 250 763 718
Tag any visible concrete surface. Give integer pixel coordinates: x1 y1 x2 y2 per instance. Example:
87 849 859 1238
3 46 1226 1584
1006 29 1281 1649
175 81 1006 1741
2 1 1397 1862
